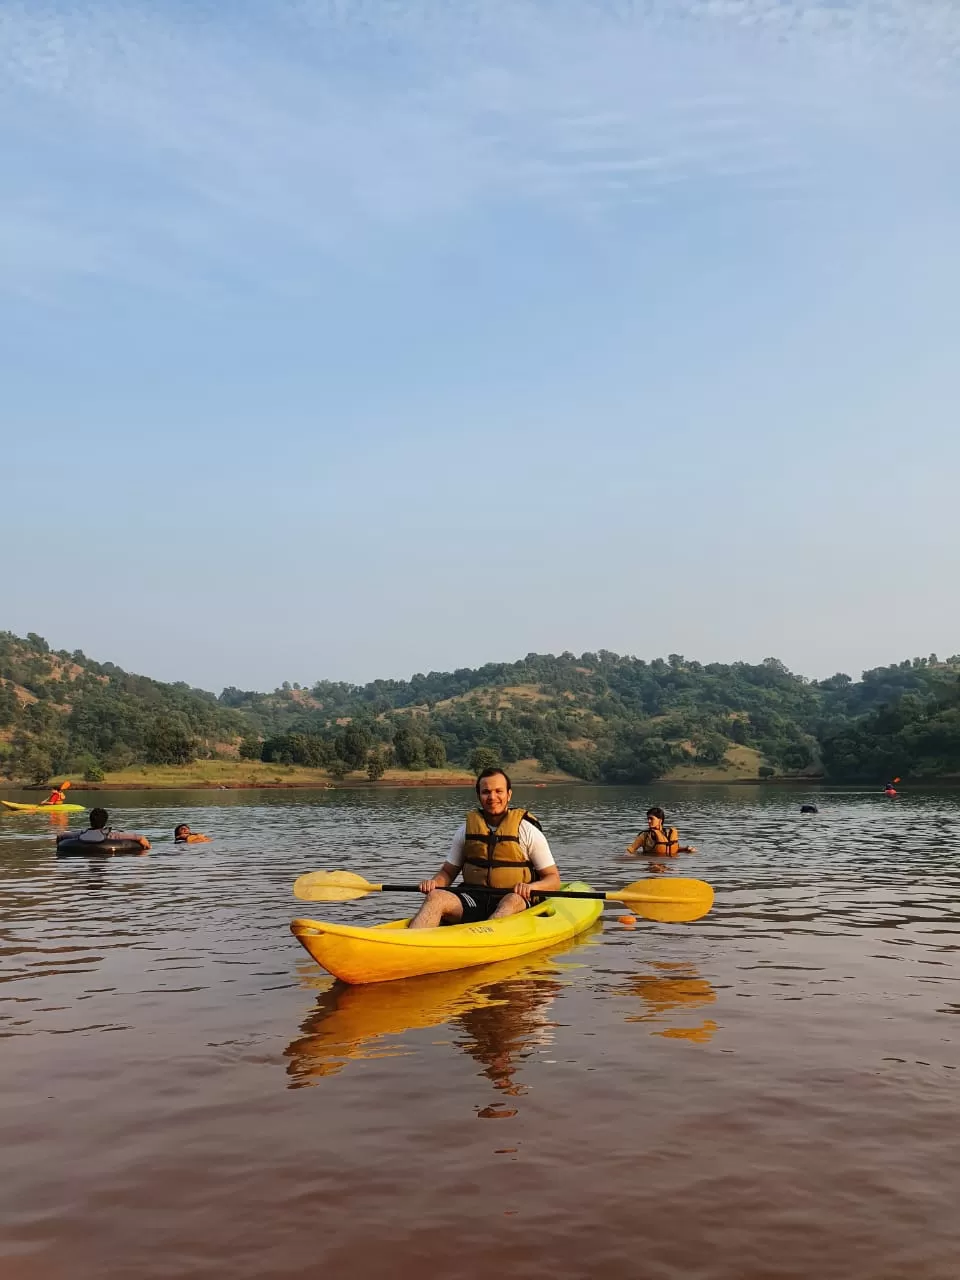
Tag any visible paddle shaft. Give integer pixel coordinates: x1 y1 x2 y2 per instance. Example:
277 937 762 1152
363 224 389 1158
380 883 630 902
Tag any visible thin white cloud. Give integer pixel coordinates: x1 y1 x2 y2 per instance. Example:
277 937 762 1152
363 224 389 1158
0 0 957 296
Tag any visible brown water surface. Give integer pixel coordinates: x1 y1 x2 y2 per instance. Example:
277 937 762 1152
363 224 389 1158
2 784 959 1278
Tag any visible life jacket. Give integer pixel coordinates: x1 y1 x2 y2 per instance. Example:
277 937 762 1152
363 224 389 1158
44 791 65 806
461 807 540 889
77 828 112 843
639 825 680 857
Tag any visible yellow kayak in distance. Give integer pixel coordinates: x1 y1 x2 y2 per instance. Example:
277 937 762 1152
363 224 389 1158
291 881 603 985
1 800 86 813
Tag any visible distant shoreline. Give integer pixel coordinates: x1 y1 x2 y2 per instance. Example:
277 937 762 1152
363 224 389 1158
12 775 831 793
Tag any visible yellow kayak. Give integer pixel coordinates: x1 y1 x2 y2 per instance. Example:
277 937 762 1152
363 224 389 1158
290 881 603 985
1 800 86 813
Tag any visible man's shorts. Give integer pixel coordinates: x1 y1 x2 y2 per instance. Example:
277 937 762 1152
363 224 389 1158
452 887 503 924
451 887 538 924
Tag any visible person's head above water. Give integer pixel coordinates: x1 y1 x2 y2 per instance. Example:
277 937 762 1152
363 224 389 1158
475 767 512 819
89 807 109 830
646 806 666 827
174 824 190 840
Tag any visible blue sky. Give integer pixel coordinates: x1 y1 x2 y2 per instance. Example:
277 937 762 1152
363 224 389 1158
3 0 959 692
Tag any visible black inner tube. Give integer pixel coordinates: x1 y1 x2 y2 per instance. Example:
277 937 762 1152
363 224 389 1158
56 837 145 858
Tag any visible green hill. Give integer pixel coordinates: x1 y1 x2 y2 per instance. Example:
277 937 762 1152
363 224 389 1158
0 631 247 784
3 630 960 785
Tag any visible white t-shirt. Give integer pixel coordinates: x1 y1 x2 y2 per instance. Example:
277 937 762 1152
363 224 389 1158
447 818 556 874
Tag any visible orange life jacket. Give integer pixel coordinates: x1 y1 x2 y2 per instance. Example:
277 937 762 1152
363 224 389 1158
461 807 539 889
638 825 680 857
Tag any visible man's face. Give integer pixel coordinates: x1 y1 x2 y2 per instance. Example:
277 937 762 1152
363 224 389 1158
647 813 662 830
478 774 511 819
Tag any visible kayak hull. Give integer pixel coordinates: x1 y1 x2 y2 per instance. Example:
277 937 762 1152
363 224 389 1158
1 800 86 813
291 881 603 985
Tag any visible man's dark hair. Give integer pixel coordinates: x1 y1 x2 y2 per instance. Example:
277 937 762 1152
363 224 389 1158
476 767 512 797
646 806 666 822
89 807 109 829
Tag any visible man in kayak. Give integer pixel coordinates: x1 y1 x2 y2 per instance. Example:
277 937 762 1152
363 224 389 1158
625 807 696 859
409 767 562 929
71 807 150 850
41 780 71 806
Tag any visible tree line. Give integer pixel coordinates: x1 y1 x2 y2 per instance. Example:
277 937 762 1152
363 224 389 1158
2 630 960 784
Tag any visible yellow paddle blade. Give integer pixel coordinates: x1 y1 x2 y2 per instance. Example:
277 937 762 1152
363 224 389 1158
293 870 382 902
611 878 714 924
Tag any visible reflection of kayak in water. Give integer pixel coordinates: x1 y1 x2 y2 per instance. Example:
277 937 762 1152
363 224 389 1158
285 930 600 1085
1 800 85 813
291 881 602 984
618 961 718 1043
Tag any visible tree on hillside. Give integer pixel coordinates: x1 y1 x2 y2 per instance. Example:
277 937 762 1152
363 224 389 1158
424 735 446 768
695 734 728 765
144 718 197 766
366 752 386 781
0 683 17 728
469 746 500 775
393 726 426 769
337 723 372 770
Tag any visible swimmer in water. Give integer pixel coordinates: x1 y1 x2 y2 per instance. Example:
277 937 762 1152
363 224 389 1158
174 824 211 844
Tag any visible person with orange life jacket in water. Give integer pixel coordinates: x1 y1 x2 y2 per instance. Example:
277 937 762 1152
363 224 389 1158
408 767 562 929
174 825 211 844
41 780 71 806
625 807 697 862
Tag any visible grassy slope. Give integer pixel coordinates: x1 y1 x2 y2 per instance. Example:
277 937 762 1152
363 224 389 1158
59 756 578 789
662 744 766 783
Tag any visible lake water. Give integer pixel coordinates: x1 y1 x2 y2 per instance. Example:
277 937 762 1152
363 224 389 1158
2 784 959 1279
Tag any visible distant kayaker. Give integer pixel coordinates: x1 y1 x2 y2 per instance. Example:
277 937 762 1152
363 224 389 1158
625 807 696 859
41 780 71 806
174 824 210 844
409 767 562 929
70 807 150 850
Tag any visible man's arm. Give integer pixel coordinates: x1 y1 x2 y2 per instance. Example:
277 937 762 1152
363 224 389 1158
419 823 466 892
511 821 563 898
510 863 562 900
111 830 151 849
418 861 460 894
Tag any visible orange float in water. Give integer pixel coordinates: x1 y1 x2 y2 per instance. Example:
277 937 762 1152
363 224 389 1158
617 914 637 927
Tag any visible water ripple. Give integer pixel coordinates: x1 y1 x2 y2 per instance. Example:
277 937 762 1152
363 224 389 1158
2 785 960 1277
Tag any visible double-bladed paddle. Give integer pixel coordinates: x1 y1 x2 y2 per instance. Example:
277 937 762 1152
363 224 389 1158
292 870 714 924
